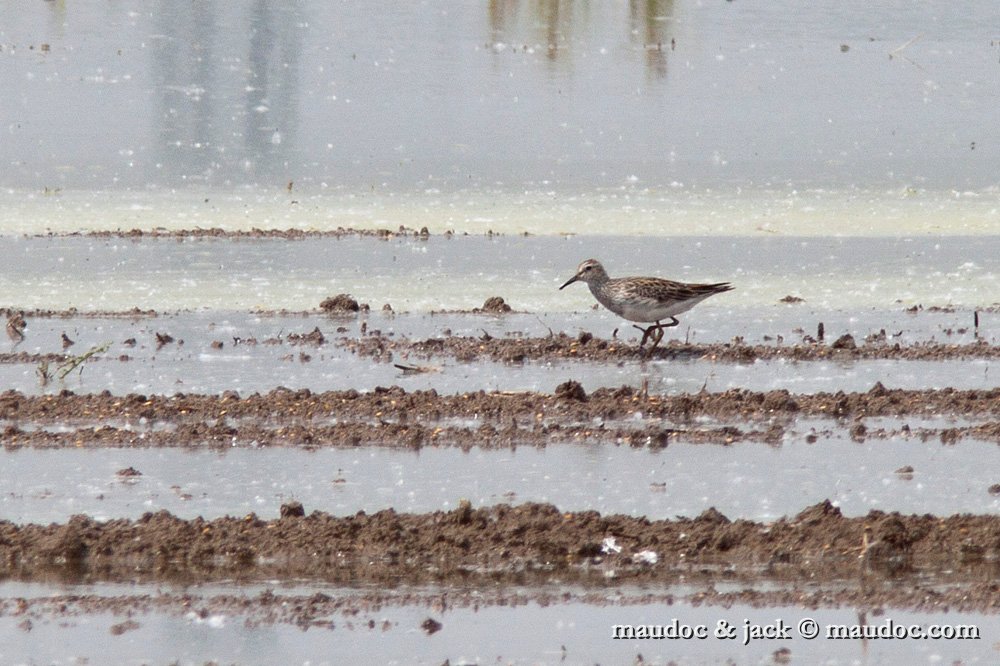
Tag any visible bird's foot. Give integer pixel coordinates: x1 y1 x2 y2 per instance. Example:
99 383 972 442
634 324 656 349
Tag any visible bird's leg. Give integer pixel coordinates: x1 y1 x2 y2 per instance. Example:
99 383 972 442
633 324 656 349
646 317 680 352
634 317 681 351
648 326 665 351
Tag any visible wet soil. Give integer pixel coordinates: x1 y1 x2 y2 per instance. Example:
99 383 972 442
2 385 1000 450
3 307 999 625
2 306 997 362
342 332 1000 363
3 332 1000 377
1 501 1000 613
65 226 436 240
0 307 158 320
0 584 997 632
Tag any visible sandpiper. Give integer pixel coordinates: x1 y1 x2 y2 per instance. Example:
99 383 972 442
559 258 733 351
6 312 26 344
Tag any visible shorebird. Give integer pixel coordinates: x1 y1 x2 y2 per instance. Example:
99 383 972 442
6 312 26 344
559 258 733 351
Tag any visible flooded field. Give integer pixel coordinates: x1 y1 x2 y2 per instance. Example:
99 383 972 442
2 284 999 662
4 431 1000 524
3 1 1000 663
2 588 999 665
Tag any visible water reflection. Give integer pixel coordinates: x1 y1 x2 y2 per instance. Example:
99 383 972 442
4 1 1000 190
628 0 674 79
43 0 67 40
487 0 674 78
243 1 302 183
150 2 303 185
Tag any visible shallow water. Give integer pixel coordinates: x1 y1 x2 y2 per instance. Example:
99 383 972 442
3 1 1000 192
2 434 997 525
5 349 997 398
2 302 995 397
0 590 994 665
3 187 1000 238
1 234 998 312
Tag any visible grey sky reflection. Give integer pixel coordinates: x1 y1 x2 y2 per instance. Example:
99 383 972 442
150 2 303 185
1 1 998 190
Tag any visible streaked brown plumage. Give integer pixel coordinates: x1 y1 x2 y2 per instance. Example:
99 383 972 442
6 312 26 343
559 258 733 350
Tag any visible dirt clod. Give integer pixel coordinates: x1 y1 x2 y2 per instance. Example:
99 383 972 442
477 296 512 314
320 294 360 313
280 501 306 518
773 647 792 664
288 327 325 345
554 380 587 402
697 507 730 524
831 334 857 350
421 617 443 635
109 619 140 635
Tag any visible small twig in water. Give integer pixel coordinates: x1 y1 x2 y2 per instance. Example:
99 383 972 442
889 33 923 58
37 360 51 387
57 342 111 380
533 315 554 338
889 33 925 69
394 363 437 376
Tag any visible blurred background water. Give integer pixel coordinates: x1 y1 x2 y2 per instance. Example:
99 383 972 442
2 0 999 195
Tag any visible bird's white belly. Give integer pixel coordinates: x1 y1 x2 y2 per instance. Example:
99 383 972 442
601 293 708 323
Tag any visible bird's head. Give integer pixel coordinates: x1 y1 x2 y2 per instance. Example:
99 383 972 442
559 258 606 289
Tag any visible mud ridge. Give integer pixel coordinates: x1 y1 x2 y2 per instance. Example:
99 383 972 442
5 419 1000 451
2 502 1000 612
57 226 436 240
7 333 993 364
3 385 1000 425
3 584 999 627
341 333 1000 363
0 421 782 450
0 307 158 321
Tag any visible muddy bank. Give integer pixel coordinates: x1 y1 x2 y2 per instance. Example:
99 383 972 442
7 334 998 378
60 226 438 240
2 502 1000 612
343 332 1000 363
1 307 158 320
3 385 1000 425
2 413 999 450
3 584 999 630
3 385 1000 450
4 333 997 375
0 419 784 450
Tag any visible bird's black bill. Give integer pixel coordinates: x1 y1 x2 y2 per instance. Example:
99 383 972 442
559 276 579 290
